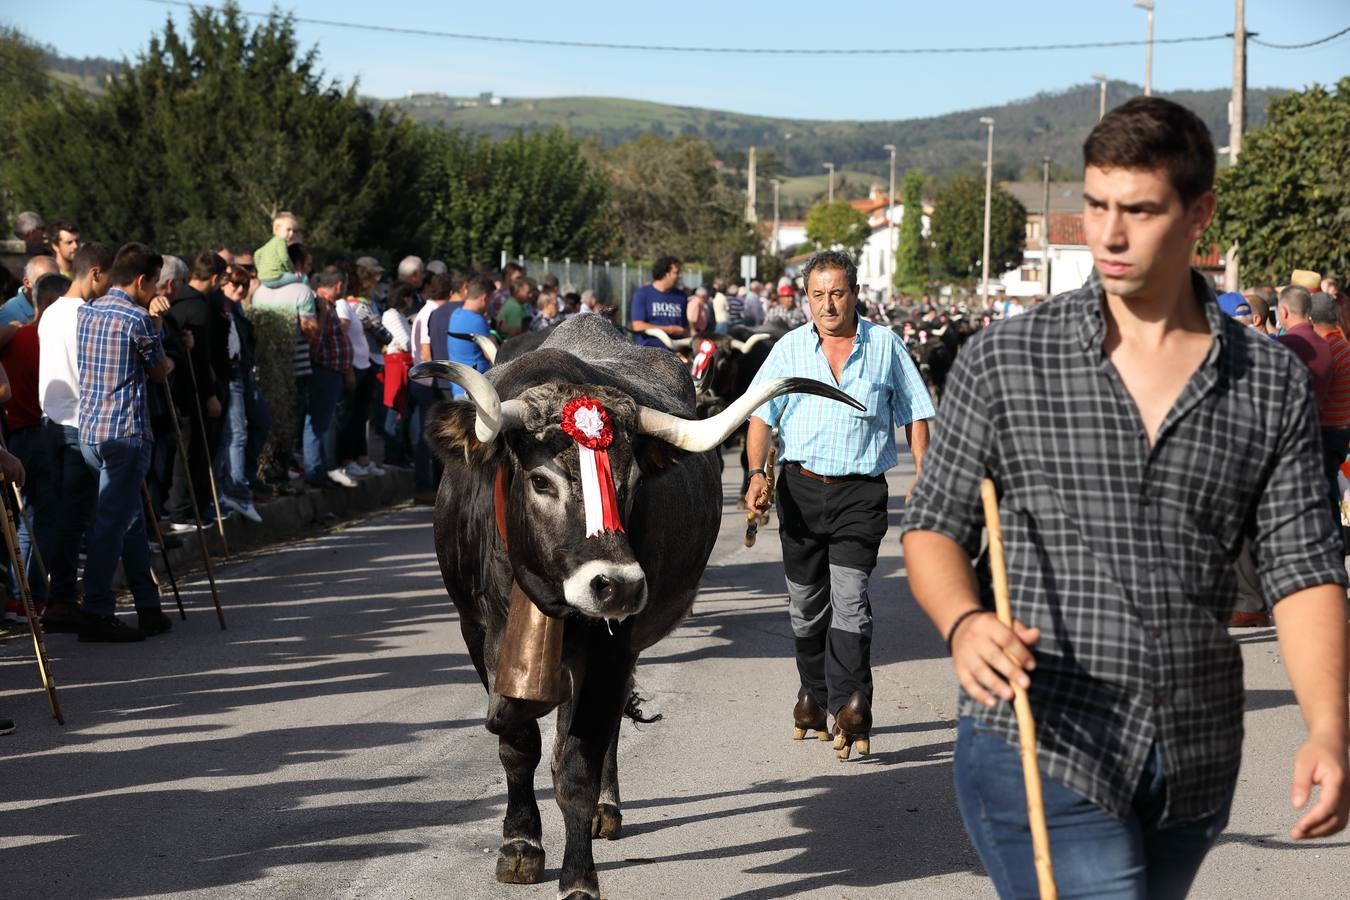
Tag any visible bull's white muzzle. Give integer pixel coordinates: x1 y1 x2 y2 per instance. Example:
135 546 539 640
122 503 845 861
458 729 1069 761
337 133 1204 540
562 561 648 621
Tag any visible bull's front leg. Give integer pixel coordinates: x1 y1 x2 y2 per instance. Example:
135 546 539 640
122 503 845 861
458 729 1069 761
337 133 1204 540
591 707 623 841
552 646 630 899
493 717 545 884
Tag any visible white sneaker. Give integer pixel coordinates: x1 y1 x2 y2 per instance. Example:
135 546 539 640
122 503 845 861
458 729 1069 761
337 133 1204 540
327 468 358 488
363 463 386 476
345 462 370 478
220 494 263 524
164 521 197 535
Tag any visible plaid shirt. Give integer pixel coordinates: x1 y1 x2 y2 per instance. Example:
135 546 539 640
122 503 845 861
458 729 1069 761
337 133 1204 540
312 302 352 373
751 316 934 476
901 270 1347 825
76 289 165 444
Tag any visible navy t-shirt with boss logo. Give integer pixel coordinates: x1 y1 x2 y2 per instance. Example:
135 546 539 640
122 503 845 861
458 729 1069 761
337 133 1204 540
630 284 689 349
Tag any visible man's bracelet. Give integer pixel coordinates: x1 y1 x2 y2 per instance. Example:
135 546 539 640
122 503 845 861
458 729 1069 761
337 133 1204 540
747 468 767 479
945 608 991 655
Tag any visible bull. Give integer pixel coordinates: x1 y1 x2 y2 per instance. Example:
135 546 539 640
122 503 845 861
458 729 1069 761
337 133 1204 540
414 315 860 899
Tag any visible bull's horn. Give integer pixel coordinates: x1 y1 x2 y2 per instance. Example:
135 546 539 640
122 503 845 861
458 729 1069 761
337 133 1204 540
448 332 498 364
730 333 771 354
636 377 864 452
408 361 522 443
670 337 694 350
642 328 674 349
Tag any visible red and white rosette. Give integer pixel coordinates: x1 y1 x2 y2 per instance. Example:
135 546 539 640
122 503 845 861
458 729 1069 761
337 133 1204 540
690 338 717 380
561 397 625 538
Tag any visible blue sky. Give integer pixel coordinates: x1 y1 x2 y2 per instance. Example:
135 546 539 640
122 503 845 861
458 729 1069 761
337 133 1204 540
6 0 1348 120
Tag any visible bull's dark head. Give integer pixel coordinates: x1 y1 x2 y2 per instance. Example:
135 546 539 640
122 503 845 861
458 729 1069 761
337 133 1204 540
413 360 863 623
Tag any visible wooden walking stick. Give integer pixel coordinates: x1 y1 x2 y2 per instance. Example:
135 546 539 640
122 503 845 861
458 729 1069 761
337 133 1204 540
0 480 63 724
980 478 1057 900
744 440 778 547
142 481 185 620
182 341 230 556
159 381 227 630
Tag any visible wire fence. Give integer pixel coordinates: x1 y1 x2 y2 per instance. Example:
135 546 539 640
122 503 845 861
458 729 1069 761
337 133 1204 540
499 252 705 326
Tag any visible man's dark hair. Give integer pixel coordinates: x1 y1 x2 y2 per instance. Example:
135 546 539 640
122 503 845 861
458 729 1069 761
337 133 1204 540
190 250 227 282
72 241 115 279
317 264 346 292
425 272 454 301
802 250 859 293
107 242 163 288
540 272 560 291
502 261 525 283
287 242 312 271
448 269 471 296
652 256 680 281
387 282 418 313
45 218 77 245
1245 293 1271 328
466 276 496 301
512 276 537 298
1083 96 1216 205
34 273 71 312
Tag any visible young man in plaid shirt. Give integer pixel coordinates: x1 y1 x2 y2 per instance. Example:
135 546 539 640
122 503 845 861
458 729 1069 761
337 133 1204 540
76 242 176 642
902 98 1348 897
303 264 355 488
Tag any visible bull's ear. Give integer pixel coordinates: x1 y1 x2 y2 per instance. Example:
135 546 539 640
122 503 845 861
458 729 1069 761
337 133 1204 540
428 400 495 463
635 436 690 474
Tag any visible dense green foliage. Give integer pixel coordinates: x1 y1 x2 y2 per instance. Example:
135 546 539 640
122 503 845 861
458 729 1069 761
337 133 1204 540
1211 78 1350 286
929 177 1027 281
893 169 929 295
804 201 872 258
422 128 614 265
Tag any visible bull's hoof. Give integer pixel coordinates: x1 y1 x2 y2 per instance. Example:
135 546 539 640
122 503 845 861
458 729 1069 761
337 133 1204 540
495 840 545 884
561 892 601 900
791 725 831 741
791 726 806 741
591 803 622 840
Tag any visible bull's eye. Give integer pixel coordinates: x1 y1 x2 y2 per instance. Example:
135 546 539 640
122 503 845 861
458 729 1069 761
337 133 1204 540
529 474 555 495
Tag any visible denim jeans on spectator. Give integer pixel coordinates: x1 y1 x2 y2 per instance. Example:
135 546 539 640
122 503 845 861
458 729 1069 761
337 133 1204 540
244 373 271 490
7 425 54 604
407 380 441 492
79 436 160 616
953 717 1230 900
303 366 344 481
44 420 99 606
215 375 252 503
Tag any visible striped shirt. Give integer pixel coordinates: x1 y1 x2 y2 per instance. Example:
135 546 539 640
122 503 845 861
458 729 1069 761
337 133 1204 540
1318 328 1350 428
901 270 1346 825
76 289 165 445
750 316 934 477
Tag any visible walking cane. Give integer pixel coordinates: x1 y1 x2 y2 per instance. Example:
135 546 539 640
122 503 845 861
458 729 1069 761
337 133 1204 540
181 340 230 556
744 441 778 548
980 479 1056 899
142 481 185 620
0 479 63 724
159 381 227 630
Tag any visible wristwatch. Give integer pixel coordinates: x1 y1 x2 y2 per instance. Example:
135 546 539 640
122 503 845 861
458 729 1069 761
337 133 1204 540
747 468 767 479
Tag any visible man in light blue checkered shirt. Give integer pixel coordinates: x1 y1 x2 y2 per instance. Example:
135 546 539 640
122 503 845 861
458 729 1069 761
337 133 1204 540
744 250 933 758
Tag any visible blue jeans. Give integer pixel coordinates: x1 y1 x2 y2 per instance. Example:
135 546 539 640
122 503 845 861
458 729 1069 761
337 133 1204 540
407 380 440 492
302 366 343 481
7 425 55 604
954 717 1231 900
79 436 159 616
215 374 252 503
45 421 99 605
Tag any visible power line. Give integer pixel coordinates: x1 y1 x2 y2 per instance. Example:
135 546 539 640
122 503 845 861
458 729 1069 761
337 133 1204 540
1250 24 1350 50
141 0 1234 56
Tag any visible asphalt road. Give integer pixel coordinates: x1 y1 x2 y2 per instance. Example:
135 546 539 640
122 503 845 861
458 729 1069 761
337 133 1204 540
1 452 1346 899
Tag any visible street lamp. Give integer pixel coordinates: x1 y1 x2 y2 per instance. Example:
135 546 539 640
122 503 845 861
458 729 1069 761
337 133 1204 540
1133 1 1155 97
979 117 994 309
1091 72 1109 121
823 162 836 203
883 143 896 302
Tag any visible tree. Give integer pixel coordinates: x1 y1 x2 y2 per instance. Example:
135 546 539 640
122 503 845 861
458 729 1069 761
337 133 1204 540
893 169 928 296
421 128 613 265
0 28 53 221
1210 77 1350 285
4 3 426 258
929 176 1027 281
804 200 871 258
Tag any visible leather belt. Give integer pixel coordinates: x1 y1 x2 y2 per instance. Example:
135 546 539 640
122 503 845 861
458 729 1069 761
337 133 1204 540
786 463 876 484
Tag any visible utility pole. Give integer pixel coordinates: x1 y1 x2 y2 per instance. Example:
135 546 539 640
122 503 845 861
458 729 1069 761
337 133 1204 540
1091 73 1109 121
823 162 835 203
1134 1 1155 96
979 117 995 308
771 179 781 254
1225 0 1246 291
884 143 897 303
745 145 757 223
1041 156 1052 298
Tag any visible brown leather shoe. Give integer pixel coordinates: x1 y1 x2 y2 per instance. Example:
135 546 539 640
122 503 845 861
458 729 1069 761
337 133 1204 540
833 691 872 760
1228 611 1272 628
792 694 831 741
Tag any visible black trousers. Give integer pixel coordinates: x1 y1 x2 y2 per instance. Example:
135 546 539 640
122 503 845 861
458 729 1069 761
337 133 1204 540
776 465 888 715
